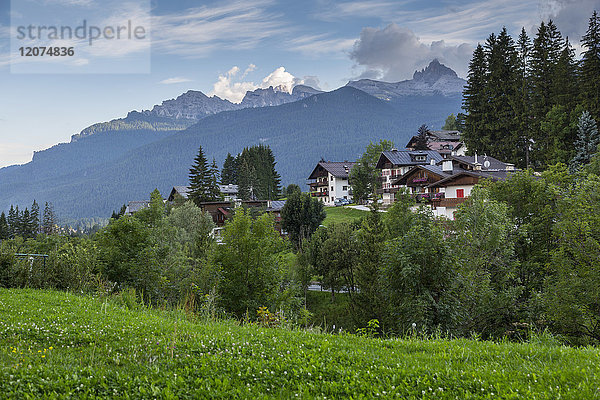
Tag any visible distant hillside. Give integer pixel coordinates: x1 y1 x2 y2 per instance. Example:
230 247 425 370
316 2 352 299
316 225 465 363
0 65 464 219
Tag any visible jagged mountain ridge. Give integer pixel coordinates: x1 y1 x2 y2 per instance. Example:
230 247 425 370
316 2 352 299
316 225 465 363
70 85 324 142
346 59 466 99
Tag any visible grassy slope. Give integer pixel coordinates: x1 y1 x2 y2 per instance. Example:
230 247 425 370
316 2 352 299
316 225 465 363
322 206 369 227
1 289 600 399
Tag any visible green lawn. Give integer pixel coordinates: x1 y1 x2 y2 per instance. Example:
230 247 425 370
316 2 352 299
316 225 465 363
322 206 369 226
1 289 600 399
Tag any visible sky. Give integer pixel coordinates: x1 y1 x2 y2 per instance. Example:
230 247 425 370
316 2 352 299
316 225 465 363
0 0 599 168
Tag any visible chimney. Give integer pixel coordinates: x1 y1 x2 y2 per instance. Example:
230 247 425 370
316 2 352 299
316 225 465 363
430 159 436 165
442 160 453 172
474 153 478 164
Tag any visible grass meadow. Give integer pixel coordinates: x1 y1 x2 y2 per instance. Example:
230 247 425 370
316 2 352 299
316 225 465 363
1 289 599 399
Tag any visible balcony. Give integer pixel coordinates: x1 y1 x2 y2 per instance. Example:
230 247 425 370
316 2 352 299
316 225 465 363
309 180 329 190
311 191 329 198
431 197 468 208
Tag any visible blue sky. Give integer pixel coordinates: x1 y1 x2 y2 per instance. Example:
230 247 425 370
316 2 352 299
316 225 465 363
0 0 598 167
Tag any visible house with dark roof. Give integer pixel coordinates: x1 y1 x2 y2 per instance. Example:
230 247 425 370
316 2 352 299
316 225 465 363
124 200 151 216
307 161 355 206
167 184 239 202
405 130 466 157
375 150 444 205
391 154 516 219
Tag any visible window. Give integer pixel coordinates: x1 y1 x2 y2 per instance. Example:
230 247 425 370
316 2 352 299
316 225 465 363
342 186 348 191
457 189 464 198
416 155 426 161
331 186 334 191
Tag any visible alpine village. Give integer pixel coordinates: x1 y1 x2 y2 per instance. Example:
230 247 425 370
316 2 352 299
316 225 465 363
3 10 600 399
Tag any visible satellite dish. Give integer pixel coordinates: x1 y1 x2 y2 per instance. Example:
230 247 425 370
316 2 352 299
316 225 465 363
483 160 491 168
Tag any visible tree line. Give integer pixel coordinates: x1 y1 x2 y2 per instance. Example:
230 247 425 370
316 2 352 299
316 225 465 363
0 201 57 240
462 11 600 170
221 145 281 200
186 144 282 205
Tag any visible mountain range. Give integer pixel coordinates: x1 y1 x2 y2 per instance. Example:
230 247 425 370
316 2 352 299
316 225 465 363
0 60 465 220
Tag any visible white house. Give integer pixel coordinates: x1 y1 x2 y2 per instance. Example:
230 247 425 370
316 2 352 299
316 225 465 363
307 161 355 206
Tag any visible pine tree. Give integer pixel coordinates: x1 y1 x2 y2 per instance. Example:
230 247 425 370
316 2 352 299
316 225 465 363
580 11 600 123
237 157 257 201
21 208 32 238
13 206 22 237
188 146 220 205
30 200 40 235
463 43 488 155
571 111 600 170
42 202 57 235
0 212 9 240
530 20 564 167
7 205 16 238
484 28 520 163
515 27 533 167
221 153 237 185
235 145 281 200
261 146 281 200
209 158 223 200
414 124 430 150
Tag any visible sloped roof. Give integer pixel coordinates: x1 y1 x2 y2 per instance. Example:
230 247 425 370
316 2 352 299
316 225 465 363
429 130 461 141
267 200 286 212
427 169 514 188
169 186 190 201
392 164 453 186
125 201 150 214
445 155 513 171
376 150 444 169
308 162 356 179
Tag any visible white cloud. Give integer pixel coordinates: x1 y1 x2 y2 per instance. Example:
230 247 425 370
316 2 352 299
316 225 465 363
210 65 308 103
287 34 356 57
211 66 259 103
159 77 193 85
350 23 473 81
242 64 256 78
539 0 600 42
261 67 297 92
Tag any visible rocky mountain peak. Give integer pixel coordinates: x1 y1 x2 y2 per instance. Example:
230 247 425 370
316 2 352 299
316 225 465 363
412 59 458 83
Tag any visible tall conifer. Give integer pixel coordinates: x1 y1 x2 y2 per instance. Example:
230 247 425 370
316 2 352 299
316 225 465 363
188 146 220 205
580 11 600 122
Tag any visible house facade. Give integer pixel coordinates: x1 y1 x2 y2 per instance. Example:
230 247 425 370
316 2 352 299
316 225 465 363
307 161 355 206
375 150 444 205
391 154 516 219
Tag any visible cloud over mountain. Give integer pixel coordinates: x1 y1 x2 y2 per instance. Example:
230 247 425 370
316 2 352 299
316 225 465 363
349 23 472 81
210 65 310 103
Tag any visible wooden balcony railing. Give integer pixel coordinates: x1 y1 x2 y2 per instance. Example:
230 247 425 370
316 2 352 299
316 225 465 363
431 197 468 208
